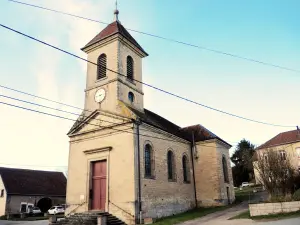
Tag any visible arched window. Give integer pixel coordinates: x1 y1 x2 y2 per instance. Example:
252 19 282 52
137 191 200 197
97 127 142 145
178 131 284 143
128 92 135 103
144 144 154 178
222 156 229 183
167 150 175 181
127 56 134 80
182 155 190 183
97 54 107 79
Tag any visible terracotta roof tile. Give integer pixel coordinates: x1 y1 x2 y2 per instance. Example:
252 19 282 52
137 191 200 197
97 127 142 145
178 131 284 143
82 21 148 55
0 167 66 196
128 107 231 146
256 129 300 150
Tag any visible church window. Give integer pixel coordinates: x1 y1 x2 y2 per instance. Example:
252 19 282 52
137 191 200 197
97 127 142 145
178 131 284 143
127 56 134 80
0 189 3 197
182 155 190 183
222 156 229 183
128 92 135 103
97 54 107 80
167 150 176 181
144 144 154 178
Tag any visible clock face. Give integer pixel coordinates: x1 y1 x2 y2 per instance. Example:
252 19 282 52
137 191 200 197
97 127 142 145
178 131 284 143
94 89 106 103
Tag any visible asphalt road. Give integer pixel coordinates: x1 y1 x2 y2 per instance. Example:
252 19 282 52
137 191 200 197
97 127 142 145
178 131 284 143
0 221 48 225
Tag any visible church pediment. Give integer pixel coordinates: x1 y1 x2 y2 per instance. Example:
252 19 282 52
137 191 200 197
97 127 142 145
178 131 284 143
67 108 135 136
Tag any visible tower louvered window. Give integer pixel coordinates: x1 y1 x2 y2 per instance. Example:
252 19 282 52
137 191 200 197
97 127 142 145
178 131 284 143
97 54 107 80
127 56 134 80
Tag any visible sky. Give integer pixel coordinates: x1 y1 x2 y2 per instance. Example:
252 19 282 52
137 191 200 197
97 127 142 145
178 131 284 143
0 0 299 173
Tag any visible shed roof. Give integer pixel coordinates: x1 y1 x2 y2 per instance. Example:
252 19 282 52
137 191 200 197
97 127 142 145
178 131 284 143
0 167 66 196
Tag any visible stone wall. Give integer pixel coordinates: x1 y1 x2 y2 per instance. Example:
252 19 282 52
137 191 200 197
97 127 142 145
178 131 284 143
249 201 300 216
194 140 234 207
216 142 235 205
139 124 195 219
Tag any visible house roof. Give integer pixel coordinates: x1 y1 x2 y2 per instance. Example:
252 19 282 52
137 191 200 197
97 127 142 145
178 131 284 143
181 124 232 147
129 107 191 141
128 107 231 146
256 129 300 150
82 21 148 56
0 167 66 196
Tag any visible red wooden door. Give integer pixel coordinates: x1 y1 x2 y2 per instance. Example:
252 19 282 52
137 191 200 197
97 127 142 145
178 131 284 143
91 160 107 211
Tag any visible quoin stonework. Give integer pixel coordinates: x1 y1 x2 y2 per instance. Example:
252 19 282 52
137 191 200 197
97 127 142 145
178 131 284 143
66 9 235 225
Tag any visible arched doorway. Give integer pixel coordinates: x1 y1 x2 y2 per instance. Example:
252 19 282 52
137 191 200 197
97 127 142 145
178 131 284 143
37 197 52 213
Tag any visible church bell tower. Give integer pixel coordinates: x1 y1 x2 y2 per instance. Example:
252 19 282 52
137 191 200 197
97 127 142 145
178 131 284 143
81 8 148 115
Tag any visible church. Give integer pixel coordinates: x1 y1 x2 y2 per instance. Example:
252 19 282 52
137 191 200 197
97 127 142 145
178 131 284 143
66 8 234 225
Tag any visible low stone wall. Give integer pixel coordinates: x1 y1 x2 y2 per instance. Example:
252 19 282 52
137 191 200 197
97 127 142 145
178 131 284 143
249 201 300 216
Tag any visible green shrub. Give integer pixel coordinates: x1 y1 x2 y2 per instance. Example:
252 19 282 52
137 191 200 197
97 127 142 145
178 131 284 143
0 215 7 220
293 189 300 201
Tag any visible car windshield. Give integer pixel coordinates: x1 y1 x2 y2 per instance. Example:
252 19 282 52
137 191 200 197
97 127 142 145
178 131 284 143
33 207 39 210
49 207 55 210
57 207 63 209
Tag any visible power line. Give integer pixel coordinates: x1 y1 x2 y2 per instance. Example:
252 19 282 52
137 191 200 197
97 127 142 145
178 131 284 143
0 94 132 127
0 99 237 148
0 24 294 128
0 100 189 144
7 0 300 74
0 93 239 145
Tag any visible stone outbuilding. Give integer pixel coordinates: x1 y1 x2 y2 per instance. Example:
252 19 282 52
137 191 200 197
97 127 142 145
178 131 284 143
0 167 66 215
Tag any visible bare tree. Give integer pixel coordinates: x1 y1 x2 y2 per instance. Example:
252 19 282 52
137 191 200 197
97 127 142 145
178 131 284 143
254 149 299 200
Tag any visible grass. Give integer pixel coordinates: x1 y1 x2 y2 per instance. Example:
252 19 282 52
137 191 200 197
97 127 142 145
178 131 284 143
229 210 251 220
234 186 258 202
229 210 300 221
153 206 230 225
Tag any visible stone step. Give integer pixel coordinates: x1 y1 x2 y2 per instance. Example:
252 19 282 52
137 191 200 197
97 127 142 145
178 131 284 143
51 211 127 225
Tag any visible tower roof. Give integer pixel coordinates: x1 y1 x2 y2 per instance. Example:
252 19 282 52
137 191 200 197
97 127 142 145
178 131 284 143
82 21 148 56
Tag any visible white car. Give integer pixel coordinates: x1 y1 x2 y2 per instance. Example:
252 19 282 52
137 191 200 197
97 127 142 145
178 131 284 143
241 182 250 187
48 206 65 215
32 207 41 215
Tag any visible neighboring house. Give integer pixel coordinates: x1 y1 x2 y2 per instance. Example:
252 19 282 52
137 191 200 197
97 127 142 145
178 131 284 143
0 167 67 216
253 129 300 184
66 9 235 225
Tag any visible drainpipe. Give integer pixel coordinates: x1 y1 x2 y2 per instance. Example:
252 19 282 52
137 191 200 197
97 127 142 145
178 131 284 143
191 132 198 208
135 120 142 224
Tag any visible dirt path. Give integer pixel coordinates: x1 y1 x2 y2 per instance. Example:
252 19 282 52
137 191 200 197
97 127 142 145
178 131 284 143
179 202 251 225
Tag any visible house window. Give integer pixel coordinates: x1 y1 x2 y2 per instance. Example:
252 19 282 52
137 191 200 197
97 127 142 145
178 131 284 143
144 144 154 178
127 56 134 80
182 155 190 183
0 189 3 197
222 156 229 183
279 150 286 161
296 148 300 159
97 54 107 80
167 150 176 181
263 153 268 161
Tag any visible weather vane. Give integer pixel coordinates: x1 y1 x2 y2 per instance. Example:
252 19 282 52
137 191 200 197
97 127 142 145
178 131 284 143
114 0 119 21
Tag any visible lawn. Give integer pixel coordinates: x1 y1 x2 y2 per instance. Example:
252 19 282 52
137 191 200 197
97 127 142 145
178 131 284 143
229 210 300 220
153 206 230 225
234 186 258 202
